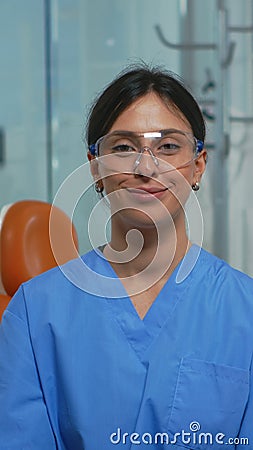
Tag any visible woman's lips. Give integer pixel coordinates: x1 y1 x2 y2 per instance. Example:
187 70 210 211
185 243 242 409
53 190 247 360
126 186 171 200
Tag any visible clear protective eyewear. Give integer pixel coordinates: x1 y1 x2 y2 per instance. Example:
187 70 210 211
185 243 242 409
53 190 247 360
89 129 204 174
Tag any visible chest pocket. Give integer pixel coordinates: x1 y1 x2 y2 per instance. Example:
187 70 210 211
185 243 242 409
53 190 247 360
167 357 249 449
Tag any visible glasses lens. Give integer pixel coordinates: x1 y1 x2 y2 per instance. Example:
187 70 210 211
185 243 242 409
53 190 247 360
157 131 194 152
155 131 195 171
99 133 138 156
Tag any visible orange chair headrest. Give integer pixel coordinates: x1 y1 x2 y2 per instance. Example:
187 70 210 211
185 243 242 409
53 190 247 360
0 200 79 297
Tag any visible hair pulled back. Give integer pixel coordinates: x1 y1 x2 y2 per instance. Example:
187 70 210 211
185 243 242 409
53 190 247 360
86 63 205 147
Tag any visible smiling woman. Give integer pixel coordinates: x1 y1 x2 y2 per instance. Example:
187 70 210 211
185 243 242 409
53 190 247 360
87 69 206 307
0 64 253 450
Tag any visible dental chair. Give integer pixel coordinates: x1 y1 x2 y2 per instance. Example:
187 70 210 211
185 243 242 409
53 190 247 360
0 200 79 319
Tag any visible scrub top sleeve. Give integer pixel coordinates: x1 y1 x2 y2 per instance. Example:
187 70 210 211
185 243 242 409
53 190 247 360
0 286 56 450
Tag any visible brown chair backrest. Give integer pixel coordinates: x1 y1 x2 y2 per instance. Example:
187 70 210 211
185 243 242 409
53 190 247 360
0 200 79 297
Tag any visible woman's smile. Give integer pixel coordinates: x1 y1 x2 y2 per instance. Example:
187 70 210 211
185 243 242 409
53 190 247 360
125 185 170 201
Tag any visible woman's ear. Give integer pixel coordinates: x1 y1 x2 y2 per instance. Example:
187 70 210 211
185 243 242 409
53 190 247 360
87 152 100 179
193 149 207 183
87 152 104 192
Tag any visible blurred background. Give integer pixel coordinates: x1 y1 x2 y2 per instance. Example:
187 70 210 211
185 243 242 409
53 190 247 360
0 0 253 276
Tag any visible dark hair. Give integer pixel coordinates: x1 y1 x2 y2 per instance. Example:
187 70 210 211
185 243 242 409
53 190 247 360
86 63 206 146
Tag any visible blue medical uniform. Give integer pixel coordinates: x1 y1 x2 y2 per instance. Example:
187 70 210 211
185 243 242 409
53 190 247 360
0 245 253 449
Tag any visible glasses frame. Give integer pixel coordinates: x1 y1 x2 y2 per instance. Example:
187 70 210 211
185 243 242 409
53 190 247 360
89 129 204 173
89 129 203 156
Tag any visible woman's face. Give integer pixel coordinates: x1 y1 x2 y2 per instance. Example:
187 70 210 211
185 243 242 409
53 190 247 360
89 92 206 230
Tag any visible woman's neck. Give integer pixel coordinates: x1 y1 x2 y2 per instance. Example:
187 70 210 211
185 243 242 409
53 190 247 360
104 214 190 282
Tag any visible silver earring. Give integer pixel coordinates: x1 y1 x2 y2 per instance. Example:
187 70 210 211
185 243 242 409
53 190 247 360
192 182 200 191
95 182 104 194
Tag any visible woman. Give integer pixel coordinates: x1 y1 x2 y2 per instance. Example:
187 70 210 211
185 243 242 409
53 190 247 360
0 65 252 449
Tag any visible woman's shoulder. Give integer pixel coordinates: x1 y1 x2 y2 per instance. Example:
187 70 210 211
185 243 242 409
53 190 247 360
22 247 110 295
19 245 124 308
21 248 97 284
200 246 252 278
196 245 253 294
4 248 111 322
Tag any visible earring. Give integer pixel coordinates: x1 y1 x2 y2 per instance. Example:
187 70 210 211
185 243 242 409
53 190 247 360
95 182 104 194
192 182 200 191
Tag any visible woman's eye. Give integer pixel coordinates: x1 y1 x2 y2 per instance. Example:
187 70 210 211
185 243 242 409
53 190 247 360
111 145 135 153
159 143 180 154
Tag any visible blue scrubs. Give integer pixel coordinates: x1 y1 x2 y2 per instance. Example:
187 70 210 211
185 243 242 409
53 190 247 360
0 245 253 449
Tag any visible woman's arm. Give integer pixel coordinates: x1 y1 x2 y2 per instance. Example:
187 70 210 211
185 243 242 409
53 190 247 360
0 286 56 449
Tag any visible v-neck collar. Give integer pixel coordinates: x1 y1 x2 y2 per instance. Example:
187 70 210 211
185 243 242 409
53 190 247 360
96 244 201 360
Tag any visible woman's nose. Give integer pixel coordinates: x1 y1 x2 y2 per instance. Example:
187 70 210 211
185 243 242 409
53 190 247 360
133 148 160 178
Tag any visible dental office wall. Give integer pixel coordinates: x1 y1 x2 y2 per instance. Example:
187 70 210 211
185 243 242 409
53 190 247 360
0 0 252 276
